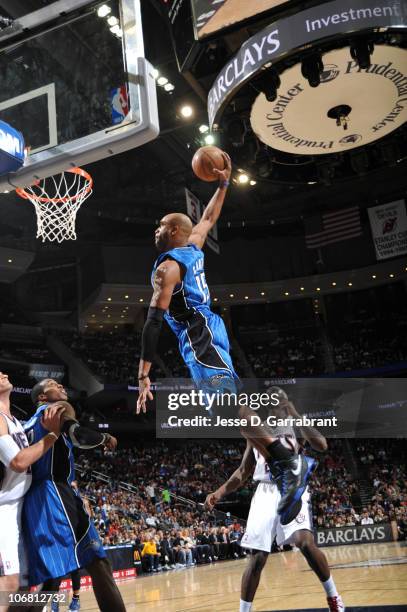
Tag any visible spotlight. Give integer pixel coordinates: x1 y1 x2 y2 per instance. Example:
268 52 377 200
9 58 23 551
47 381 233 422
252 69 281 102
97 4 111 17
151 68 159 79
249 180 257 186
199 125 209 133
180 105 193 118
204 134 215 145
157 76 168 86
110 25 122 36
107 15 118 26
238 173 249 184
226 118 246 147
350 40 374 70
301 53 324 87
164 83 175 92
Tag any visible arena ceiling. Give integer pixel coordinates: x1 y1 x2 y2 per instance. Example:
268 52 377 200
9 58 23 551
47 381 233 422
0 0 406 249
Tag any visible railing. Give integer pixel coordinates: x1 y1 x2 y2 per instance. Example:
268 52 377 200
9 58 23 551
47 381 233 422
74 462 246 526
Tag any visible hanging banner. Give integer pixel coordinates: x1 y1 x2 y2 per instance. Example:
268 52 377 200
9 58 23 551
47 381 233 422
185 188 220 254
368 200 407 260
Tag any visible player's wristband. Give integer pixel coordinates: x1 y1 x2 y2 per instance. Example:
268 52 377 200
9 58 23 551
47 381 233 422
219 180 229 189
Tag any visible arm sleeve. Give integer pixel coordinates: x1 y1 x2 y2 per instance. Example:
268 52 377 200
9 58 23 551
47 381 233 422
141 307 165 362
0 435 20 467
61 420 107 449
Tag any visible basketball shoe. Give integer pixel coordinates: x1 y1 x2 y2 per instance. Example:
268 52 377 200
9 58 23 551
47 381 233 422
268 455 317 524
327 595 345 611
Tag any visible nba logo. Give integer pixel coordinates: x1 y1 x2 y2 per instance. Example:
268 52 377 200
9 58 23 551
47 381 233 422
111 85 129 125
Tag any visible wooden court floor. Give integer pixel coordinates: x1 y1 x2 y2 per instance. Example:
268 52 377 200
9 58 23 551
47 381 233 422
78 542 407 611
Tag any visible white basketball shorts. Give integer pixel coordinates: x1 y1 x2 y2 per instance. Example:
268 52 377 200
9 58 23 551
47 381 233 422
240 481 313 552
0 499 27 580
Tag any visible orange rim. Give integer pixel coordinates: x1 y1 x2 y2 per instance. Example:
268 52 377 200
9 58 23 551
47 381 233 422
16 167 93 204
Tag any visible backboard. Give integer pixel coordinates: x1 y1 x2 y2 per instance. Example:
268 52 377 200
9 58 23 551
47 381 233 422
0 0 159 191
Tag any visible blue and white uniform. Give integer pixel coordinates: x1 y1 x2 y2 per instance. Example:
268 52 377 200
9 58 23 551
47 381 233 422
23 404 105 585
152 243 239 388
0 412 30 580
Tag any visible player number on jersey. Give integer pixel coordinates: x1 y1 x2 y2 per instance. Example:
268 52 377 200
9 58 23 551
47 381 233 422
195 272 210 303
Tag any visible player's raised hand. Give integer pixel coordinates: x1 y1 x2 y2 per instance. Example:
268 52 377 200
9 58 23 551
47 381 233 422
204 491 221 511
136 376 154 414
213 151 232 182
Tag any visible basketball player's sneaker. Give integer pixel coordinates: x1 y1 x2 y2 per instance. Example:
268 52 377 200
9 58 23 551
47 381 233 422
327 595 345 611
69 597 81 611
268 455 317 524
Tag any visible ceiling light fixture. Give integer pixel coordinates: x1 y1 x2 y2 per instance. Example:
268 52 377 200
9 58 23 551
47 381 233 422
238 173 249 184
180 105 193 118
97 4 111 18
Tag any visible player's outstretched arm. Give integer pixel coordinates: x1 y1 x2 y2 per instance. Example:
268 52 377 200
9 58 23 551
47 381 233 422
204 441 255 510
137 260 181 414
189 152 231 249
0 410 61 473
46 402 117 451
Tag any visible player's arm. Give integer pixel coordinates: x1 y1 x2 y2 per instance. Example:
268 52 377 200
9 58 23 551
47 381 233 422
204 442 255 510
188 153 231 249
0 410 61 473
283 399 328 452
46 402 118 450
136 260 181 414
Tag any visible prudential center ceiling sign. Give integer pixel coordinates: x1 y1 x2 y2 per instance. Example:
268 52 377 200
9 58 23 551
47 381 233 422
250 45 407 155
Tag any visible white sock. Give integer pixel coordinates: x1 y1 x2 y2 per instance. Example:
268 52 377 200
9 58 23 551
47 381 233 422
322 575 338 598
239 599 252 612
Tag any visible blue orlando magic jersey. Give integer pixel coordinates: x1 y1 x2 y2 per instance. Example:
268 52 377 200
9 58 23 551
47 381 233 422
23 404 74 483
152 243 238 384
22 404 105 584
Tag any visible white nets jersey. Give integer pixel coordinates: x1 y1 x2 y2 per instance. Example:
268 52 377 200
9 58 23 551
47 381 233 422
0 413 32 504
252 427 298 483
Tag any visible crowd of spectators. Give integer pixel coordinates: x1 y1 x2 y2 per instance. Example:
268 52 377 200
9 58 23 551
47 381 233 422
74 438 406 567
77 442 249 572
242 333 322 378
330 313 407 371
356 439 407 536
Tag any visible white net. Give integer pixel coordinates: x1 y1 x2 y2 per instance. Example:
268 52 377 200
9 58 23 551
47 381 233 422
16 168 93 243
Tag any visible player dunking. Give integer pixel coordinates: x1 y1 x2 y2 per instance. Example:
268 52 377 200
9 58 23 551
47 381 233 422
205 387 345 612
136 153 315 524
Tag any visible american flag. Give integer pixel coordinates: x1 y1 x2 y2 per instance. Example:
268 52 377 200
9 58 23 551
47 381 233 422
304 206 362 249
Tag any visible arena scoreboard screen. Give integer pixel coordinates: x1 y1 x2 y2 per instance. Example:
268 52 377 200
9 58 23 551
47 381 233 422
192 0 292 39
166 0 291 70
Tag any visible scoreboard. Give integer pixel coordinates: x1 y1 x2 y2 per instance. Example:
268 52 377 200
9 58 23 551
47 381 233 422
166 0 292 71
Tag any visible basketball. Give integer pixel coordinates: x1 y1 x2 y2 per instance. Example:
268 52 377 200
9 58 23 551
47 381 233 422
192 146 226 182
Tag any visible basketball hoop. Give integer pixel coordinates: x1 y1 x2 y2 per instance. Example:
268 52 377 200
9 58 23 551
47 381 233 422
16 167 93 243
